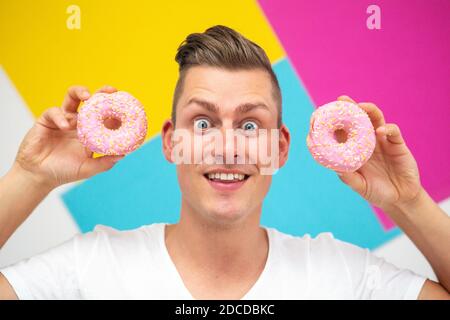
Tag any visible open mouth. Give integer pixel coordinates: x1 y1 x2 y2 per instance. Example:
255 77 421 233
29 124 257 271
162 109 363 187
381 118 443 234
203 172 250 191
203 172 250 182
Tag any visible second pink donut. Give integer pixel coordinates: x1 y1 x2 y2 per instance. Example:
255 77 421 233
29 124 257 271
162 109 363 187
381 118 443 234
306 100 376 173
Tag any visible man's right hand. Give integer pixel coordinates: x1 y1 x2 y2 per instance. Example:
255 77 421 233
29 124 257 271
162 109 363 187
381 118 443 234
14 85 124 190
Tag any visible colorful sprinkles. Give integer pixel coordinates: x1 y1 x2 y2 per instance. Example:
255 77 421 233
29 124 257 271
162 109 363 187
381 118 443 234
306 100 376 172
77 91 148 155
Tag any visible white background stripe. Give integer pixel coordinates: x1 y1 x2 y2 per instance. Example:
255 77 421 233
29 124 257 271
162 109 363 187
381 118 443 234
0 66 79 268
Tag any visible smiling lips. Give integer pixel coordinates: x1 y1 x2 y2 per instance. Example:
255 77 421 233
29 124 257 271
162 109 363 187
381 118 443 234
203 171 250 192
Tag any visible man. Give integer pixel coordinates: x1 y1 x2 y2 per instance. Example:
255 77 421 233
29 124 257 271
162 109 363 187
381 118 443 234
0 25 448 299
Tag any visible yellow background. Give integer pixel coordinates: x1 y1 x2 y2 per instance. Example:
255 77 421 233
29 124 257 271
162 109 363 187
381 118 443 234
0 0 284 140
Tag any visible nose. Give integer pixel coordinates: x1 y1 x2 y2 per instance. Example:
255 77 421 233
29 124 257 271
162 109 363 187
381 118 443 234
215 123 239 165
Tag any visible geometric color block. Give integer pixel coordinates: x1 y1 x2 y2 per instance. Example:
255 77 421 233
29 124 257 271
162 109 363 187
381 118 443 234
258 0 450 229
62 58 401 250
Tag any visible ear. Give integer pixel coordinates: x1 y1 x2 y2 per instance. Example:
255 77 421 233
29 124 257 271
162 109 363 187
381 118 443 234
161 119 175 163
278 124 290 169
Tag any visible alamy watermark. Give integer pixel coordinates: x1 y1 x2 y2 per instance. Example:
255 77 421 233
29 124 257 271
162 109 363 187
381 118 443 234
66 5 81 30
367 4 381 30
170 128 280 176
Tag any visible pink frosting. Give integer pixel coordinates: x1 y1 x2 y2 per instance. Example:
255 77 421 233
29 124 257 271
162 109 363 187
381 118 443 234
77 91 148 155
306 100 376 172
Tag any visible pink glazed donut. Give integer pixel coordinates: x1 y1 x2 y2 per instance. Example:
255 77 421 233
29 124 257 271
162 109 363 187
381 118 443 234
306 100 376 173
77 91 147 155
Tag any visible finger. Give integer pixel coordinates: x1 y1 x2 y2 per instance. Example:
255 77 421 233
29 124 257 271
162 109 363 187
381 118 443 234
337 95 357 104
38 107 70 130
62 85 91 113
84 147 93 158
78 155 125 179
376 123 404 145
64 112 78 129
336 171 367 196
95 85 117 94
78 139 94 158
358 102 386 129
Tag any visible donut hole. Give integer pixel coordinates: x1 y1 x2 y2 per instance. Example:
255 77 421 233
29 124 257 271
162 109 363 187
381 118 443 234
103 116 122 130
334 128 348 143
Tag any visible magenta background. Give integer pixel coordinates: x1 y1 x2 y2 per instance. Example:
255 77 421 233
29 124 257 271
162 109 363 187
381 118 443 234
258 0 450 229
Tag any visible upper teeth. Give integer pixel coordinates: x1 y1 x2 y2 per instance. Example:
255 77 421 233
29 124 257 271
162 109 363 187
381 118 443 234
207 173 246 181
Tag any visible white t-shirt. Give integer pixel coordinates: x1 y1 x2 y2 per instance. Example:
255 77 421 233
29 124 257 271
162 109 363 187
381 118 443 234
0 223 426 300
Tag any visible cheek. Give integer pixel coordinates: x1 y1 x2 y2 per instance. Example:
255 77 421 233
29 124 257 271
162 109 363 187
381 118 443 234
247 175 272 196
245 134 279 174
176 165 200 191
176 131 220 165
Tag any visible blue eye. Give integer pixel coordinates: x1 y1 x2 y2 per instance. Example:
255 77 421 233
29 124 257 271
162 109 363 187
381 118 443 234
194 118 211 130
242 121 258 131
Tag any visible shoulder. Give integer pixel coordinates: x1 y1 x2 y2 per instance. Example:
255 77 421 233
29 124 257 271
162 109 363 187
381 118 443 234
266 227 369 273
266 228 361 298
73 223 164 261
267 227 348 253
76 223 163 243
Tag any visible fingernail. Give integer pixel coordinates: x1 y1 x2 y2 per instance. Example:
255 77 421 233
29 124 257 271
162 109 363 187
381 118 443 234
82 91 90 99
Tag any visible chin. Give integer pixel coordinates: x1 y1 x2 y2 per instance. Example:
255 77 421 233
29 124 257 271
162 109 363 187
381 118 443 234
204 203 248 225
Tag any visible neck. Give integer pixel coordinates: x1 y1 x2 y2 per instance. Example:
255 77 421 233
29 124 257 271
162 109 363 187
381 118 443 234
165 199 268 274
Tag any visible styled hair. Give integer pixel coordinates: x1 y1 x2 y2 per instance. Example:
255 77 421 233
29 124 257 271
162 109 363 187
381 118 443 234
172 25 282 127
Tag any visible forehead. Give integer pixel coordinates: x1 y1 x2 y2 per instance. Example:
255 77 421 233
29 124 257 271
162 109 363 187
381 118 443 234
179 66 276 109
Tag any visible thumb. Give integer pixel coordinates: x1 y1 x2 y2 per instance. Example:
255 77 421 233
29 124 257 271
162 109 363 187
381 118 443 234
78 155 124 179
337 171 367 196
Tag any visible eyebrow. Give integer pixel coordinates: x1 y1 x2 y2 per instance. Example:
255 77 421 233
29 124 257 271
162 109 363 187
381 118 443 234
185 97 270 115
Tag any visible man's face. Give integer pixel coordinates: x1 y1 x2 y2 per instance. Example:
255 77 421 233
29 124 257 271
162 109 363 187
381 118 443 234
162 66 290 226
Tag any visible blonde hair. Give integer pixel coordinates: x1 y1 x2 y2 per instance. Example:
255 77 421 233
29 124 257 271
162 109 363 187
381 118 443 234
172 25 282 127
